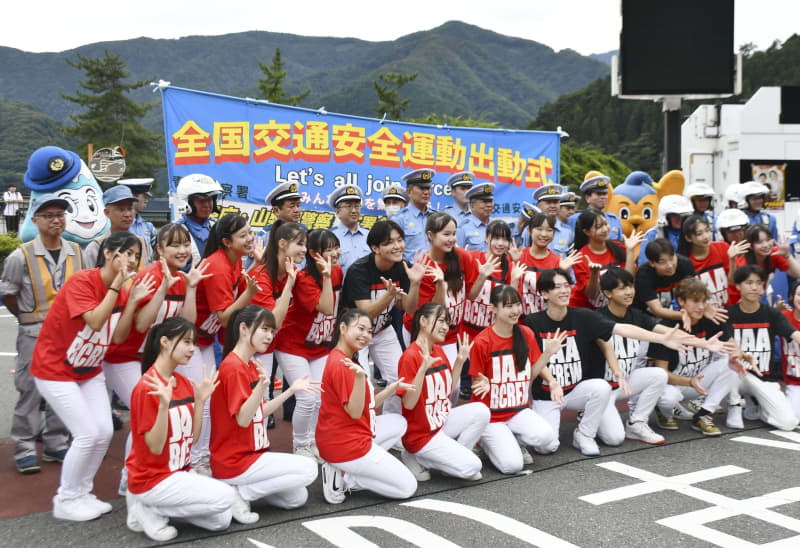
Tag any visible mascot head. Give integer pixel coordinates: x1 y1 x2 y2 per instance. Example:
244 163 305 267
606 170 686 236
20 146 110 245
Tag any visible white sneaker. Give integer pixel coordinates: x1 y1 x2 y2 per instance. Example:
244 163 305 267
625 421 665 445
519 445 534 465
321 462 346 504
572 428 600 456
294 444 317 461
726 403 744 429
744 398 761 421
81 493 112 515
231 491 259 524
472 443 486 459
133 500 178 542
192 456 212 477
401 450 431 481
53 495 102 522
673 403 694 421
118 467 128 496
125 493 143 533
466 471 483 481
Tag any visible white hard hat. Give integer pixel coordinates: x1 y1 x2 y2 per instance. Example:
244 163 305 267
722 184 747 209
684 182 715 200
174 174 223 216
657 194 693 226
716 208 749 231
741 180 769 200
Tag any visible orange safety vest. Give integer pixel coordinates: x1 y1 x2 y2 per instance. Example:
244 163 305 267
18 240 82 324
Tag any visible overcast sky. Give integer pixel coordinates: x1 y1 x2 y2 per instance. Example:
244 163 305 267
1 0 797 55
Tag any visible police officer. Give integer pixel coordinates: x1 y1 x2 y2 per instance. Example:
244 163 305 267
510 201 539 248
328 183 370 274
254 182 305 252
534 184 571 257
381 184 409 219
440 171 474 226
684 182 716 228
568 170 624 242
119 178 156 254
83 185 153 268
393 168 436 262
175 173 223 267
0 193 81 474
741 181 778 239
456 183 495 251
559 191 578 225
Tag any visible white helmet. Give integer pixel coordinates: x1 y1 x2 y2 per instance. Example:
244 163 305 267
174 173 223 217
716 208 749 231
741 180 769 201
657 194 693 226
684 182 715 200
722 184 747 209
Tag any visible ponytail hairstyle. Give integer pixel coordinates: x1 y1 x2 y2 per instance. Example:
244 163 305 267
153 222 191 261
330 307 371 360
203 213 248 258
485 219 511 280
426 213 463 295
140 317 197 374
573 209 625 263
305 229 341 288
410 302 451 343
743 224 774 271
223 304 276 356
263 220 307 281
677 215 711 257
490 285 529 372
96 231 142 268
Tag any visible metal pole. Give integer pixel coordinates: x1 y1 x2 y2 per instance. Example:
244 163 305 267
662 97 681 172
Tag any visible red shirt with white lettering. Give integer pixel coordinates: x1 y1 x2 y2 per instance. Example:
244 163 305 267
275 265 343 359
126 367 195 494
570 245 622 310
251 266 289 354
31 268 126 382
397 342 452 453
469 326 538 422
518 247 561 315
210 353 269 479
105 262 187 363
462 250 511 338
316 348 375 463
782 310 800 386
195 249 243 347
689 242 731 306
403 247 477 345
727 250 789 305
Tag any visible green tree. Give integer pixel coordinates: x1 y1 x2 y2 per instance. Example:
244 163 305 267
374 72 418 120
257 48 310 106
61 51 162 178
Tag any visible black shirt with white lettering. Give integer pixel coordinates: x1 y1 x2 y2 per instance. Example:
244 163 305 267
597 305 660 387
634 255 695 313
648 318 726 377
342 253 410 334
723 303 796 382
524 307 616 399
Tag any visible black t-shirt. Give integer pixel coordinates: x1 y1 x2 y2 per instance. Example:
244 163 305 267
724 303 796 381
48 248 61 265
648 317 727 377
342 253 410 334
634 255 695 313
597 305 660 386
524 307 616 399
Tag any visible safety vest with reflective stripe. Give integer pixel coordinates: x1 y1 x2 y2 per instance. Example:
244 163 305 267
18 240 82 324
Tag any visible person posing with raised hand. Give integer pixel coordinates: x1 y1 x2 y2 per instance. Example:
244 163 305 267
211 306 319 525
342 220 425 414
397 303 489 482
30 232 153 522
470 285 565 474
125 318 233 542
317 308 417 505
780 280 800 420
570 210 644 310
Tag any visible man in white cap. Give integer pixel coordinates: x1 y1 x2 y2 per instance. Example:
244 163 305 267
175 173 224 267
559 191 578 225
534 184 571 257
510 201 539 247
381 184 408 219
440 171 475 227
393 168 436 262
741 181 778 239
119 178 156 250
328 184 370 274
83 185 152 268
456 183 495 252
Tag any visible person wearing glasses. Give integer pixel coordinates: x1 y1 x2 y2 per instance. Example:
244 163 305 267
328 184 370 275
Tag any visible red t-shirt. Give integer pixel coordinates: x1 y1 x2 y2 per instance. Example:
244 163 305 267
251 265 289 354
275 266 343 359
727 250 789 305
195 249 243 347
31 268 127 382
781 310 800 386
397 342 452 453
690 242 731 307
105 262 187 363
469 325 538 423
316 348 375 463
210 353 269 479
570 245 623 309
402 247 477 345
462 250 511 338
518 247 561 315
126 367 195 494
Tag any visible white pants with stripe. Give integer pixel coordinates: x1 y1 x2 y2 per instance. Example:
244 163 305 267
219 451 318 508
480 407 557 474
657 356 738 416
597 367 668 446
178 344 215 464
358 327 403 414
274 351 327 447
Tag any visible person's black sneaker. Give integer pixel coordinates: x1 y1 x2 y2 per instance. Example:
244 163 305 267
267 415 276 429
112 410 123 431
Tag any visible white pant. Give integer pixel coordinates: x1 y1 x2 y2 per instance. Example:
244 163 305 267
178 344 215 463
220 451 318 508
737 375 799 431
374 413 408 450
104 359 141 486
658 356 738 416
131 471 235 531
336 443 417 499
274 351 327 447
358 328 403 414
480 408 557 474
786 385 800 421
533 378 612 452
597 367 668 446
412 402 489 479
35 373 113 500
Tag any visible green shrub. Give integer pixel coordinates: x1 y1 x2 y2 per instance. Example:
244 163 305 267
0 232 22 276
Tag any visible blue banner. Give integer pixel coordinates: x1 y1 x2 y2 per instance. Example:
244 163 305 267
162 86 560 229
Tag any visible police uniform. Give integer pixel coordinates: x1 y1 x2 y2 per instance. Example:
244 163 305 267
176 214 214 268
381 184 409 219
254 182 306 262
119 178 157 251
328 184 370 274
83 185 153 269
745 209 778 240
567 173 623 241
393 168 436 263
456 183 495 252
510 201 539 248
533 184 571 257
0 194 81 470
440 171 474 227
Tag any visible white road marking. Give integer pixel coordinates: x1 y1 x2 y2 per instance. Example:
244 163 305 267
303 516 462 548
732 430 800 451
247 539 277 548
0 352 17 357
